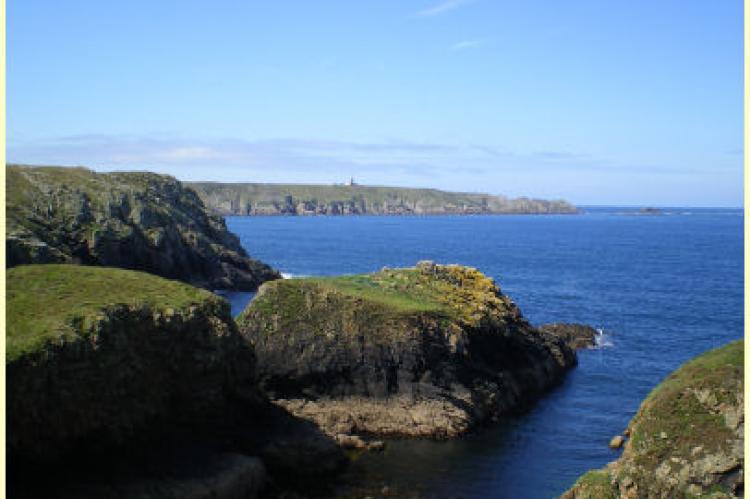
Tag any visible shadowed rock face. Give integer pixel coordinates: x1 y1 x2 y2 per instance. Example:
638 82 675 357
562 340 744 499
237 262 580 438
7 165 279 290
7 265 258 461
7 265 345 499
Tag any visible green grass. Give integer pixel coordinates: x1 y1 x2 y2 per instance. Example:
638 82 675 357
239 263 511 341
573 471 617 499
307 271 450 314
7 264 222 362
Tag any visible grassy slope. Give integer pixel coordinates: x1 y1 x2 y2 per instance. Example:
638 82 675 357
7 264 223 362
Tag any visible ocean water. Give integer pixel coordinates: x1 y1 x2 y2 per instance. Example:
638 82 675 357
223 207 743 498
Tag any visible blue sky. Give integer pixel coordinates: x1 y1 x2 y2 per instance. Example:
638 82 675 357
7 1 743 206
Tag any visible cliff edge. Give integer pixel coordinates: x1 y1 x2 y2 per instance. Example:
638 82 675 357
7 165 279 290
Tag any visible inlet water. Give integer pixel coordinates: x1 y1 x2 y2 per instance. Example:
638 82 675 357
223 207 743 498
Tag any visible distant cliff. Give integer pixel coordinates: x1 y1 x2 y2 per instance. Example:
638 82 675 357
187 182 578 216
7 165 279 290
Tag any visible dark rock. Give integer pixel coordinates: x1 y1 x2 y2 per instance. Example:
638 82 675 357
7 268 257 462
538 323 599 350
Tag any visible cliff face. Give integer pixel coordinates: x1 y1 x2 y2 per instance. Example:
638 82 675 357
187 182 578 216
563 340 744 499
237 261 580 439
7 264 258 460
7 165 279 290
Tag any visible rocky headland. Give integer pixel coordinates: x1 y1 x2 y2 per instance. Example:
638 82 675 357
237 261 595 441
187 181 578 216
563 340 744 498
7 264 345 498
7 165 279 290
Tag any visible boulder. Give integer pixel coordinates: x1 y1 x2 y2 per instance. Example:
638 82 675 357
538 323 599 350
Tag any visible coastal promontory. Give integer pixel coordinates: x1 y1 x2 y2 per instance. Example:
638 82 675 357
563 340 744 498
187 181 578 216
7 165 279 290
237 261 587 440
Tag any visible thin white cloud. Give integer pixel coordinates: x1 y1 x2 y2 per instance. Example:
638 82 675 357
416 0 475 17
7 133 695 187
449 39 483 52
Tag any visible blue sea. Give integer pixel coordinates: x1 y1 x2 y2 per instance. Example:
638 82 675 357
221 207 743 498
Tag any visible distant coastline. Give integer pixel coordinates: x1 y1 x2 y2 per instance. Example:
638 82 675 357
187 181 578 216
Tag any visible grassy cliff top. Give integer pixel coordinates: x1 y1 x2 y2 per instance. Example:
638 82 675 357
7 264 225 362
240 262 515 329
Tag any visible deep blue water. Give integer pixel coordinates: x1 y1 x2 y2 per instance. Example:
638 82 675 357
223 208 743 498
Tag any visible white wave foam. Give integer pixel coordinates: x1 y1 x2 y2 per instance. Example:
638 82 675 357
281 272 308 279
592 328 613 348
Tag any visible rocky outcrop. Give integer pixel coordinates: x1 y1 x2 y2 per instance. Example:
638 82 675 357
188 182 579 216
7 264 344 498
539 323 600 350
237 261 581 439
7 264 259 461
562 340 744 498
7 164 279 290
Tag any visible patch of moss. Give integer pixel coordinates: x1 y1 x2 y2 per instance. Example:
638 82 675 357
7 264 225 362
572 471 618 499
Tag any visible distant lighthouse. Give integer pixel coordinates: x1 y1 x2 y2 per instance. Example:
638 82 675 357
347 176 358 186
